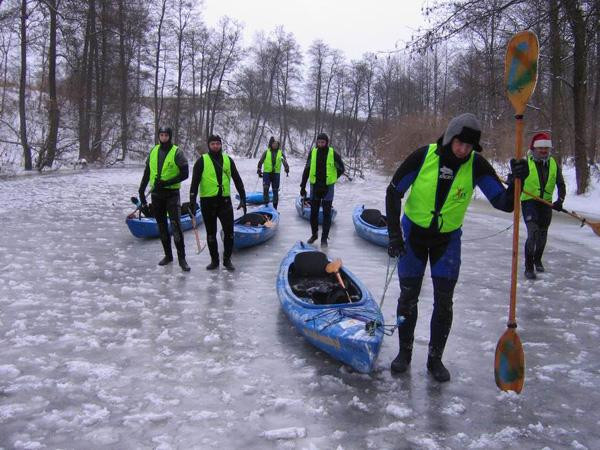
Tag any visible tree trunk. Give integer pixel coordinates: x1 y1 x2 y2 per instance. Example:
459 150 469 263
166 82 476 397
92 0 107 162
588 1 600 164
19 0 32 170
118 0 129 160
563 0 589 193
549 0 564 165
43 0 59 169
153 0 167 139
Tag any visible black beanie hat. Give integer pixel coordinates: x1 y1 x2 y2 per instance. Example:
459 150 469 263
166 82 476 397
207 134 222 145
316 133 329 143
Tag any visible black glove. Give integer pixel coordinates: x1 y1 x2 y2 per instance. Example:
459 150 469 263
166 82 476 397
237 200 247 215
300 186 307 198
285 169 289 177
552 199 563 212
510 158 529 181
257 169 263 178
387 236 406 258
189 201 197 216
138 191 147 206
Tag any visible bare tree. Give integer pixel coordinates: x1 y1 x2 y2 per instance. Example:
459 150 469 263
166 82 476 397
19 0 32 169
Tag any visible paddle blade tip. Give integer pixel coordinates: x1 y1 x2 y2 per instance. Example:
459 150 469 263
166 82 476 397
494 328 525 394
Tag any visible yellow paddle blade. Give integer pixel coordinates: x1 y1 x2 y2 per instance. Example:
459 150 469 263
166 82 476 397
325 259 343 274
504 31 539 115
494 327 525 393
588 221 600 237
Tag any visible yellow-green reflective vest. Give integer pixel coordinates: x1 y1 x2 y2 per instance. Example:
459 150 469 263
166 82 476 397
521 156 557 202
309 147 337 185
404 143 475 232
263 149 283 173
149 145 181 190
199 153 231 197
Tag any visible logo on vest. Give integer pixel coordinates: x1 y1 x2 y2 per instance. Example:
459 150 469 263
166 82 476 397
454 187 467 201
439 166 454 180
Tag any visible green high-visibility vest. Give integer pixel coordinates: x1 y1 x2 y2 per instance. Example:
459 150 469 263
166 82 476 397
199 153 231 197
404 143 475 232
521 156 558 202
309 147 337 185
149 145 181 190
263 149 283 173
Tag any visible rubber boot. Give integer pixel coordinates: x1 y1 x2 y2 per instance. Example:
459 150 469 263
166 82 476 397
321 233 328 247
223 258 235 271
391 345 412 374
178 257 190 272
534 261 545 273
427 354 451 382
206 259 219 270
206 234 219 270
263 184 270 206
307 234 318 244
391 278 422 374
158 238 173 266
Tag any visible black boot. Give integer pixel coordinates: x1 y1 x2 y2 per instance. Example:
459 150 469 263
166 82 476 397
206 259 219 270
223 258 235 271
321 236 328 247
427 355 450 382
158 255 173 266
524 269 536 280
307 234 318 244
178 257 190 272
534 260 545 273
391 346 412 374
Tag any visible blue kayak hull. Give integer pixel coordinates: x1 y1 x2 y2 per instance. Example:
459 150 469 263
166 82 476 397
126 209 203 239
231 205 280 249
353 205 389 248
237 191 273 204
295 195 337 225
276 241 384 373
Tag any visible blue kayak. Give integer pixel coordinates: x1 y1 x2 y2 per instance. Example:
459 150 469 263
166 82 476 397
276 241 385 373
353 205 389 248
126 206 202 239
230 205 280 249
237 191 273 205
295 195 337 224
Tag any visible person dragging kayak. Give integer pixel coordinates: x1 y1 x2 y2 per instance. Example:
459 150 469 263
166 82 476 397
385 113 529 382
257 136 289 209
299 133 345 247
138 126 190 271
189 134 247 271
521 132 566 280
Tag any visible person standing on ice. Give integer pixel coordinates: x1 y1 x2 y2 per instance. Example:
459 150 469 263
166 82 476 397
138 126 190 272
257 136 289 209
299 133 345 247
189 134 247 271
385 113 529 382
520 132 566 280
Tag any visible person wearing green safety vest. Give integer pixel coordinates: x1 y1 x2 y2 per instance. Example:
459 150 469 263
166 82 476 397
521 132 566 280
385 113 530 383
189 134 247 271
299 133 345 247
257 136 289 209
138 126 190 271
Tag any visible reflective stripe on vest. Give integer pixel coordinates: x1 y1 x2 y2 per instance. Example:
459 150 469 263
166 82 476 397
199 153 231 197
263 149 283 173
309 147 337 185
404 143 475 232
149 145 181 190
521 156 557 202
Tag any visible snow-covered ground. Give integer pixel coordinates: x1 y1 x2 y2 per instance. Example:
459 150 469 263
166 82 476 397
1 158 599 449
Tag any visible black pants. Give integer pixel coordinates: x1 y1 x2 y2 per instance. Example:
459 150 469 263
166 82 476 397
309 184 334 238
152 191 185 259
263 172 280 209
201 196 234 262
522 200 553 270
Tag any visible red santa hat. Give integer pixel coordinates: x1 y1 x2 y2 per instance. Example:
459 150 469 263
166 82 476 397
530 132 552 150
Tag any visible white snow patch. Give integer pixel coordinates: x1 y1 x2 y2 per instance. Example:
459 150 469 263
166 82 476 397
203 333 221 344
156 329 171 343
348 396 369 412
261 427 306 440
385 403 412 419
0 364 21 379
442 398 466 416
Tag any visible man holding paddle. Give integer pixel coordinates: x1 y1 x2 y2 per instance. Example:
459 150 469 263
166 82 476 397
520 132 566 280
257 136 289 210
138 126 191 272
189 134 247 271
385 113 529 382
299 133 345 247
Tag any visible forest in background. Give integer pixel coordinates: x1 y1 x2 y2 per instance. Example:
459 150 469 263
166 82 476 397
0 0 598 193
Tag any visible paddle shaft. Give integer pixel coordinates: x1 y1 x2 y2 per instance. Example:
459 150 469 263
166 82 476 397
521 188 598 226
189 208 204 254
508 117 524 326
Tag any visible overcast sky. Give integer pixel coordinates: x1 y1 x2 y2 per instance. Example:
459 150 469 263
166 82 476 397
202 0 428 60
